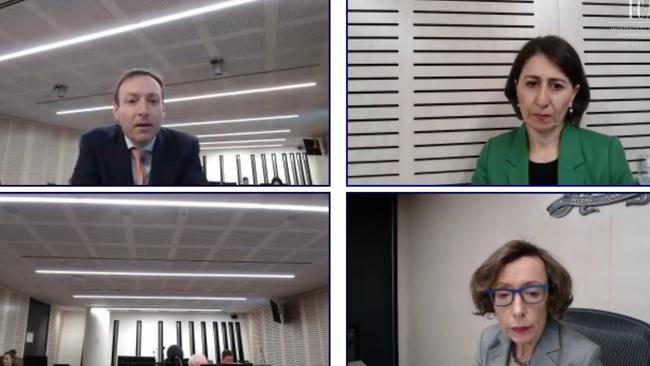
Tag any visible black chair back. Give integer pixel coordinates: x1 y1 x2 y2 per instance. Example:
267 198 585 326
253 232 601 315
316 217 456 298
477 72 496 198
561 308 650 366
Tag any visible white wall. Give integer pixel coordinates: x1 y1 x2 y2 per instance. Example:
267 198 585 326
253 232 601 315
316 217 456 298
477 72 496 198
202 137 329 185
109 312 247 363
0 114 80 185
56 310 86 366
398 194 650 366
82 308 111 366
0 283 29 357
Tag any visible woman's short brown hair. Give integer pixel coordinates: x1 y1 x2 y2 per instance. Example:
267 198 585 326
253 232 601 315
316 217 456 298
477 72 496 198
470 240 573 319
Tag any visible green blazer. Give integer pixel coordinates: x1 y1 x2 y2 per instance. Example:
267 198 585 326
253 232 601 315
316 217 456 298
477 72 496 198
471 123 636 185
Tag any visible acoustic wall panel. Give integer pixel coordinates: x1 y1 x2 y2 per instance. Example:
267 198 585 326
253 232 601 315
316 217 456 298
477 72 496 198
348 0 649 184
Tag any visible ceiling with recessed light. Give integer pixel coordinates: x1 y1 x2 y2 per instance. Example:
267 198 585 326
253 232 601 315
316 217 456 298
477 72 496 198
0 0 329 148
0 193 329 313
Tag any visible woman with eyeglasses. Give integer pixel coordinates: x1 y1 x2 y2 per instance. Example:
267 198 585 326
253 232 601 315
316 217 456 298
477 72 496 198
470 240 602 365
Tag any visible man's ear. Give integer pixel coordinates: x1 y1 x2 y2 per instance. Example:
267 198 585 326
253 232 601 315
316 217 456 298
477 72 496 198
112 103 119 120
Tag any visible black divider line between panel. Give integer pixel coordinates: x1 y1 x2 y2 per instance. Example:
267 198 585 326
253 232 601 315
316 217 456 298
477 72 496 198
585 38 650 42
213 322 221 363
583 1 649 6
413 49 519 53
414 169 475 175
625 146 650 150
618 134 650 138
587 109 650 115
586 62 650 65
235 323 244 362
348 90 399 94
415 127 513 134
415 141 485 147
201 322 208 357
414 36 532 40
348 146 400 150
348 9 399 13
588 121 650 127
347 22 399 26
157 321 163 363
348 132 399 136
414 101 508 107
414 23 534 28
415 155 480 161
348 36 399 39
414 88 503 93
348 76 399 80
413 75 507 79
348 118 399 122
591 98 650 102
189 321 196 355
585 50 650 53
228 322 237 362
414 113 516 120
588 74 650 77
348 49 398 53
414 62 512 66
348 173 400 178
349 63 400 66
591 86 650 90
413 10 534 16
348 104 399 108
584 14 648 18
348 159 400 164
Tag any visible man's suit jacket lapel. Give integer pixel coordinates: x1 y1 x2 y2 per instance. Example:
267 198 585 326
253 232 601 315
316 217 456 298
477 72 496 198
506 124 529 185
149 129 166 185
558 124 586 185
486 320 561 366
109 125 135 185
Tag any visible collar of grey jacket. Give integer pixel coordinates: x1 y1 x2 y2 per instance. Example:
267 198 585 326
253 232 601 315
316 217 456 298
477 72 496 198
488 320 560 366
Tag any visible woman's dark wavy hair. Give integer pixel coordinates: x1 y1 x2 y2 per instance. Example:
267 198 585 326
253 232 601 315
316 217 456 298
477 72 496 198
504 35 590 127
470 240 574 320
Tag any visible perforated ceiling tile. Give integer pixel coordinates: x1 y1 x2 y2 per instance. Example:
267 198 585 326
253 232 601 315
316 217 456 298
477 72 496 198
0 4 57 43
15 205 68 223
214 32 265 58
141 21 201 47
160 43 211 67
0 224 39 241
83 226 127 244
285 250 326 263
266 231 318 249
113 0 185 19
213 248 250 261
93 245 129 259
248 249 291 262
135 246 170 260
289 213 327 230
239 211 289 228
179 228 222 246
174 247 212 261
278 0 328 22
132 207 180 225
222 230 272 248
91 33 145 57
71 206 125 224
184 208 234 226
7 242 48 256
7 75 52 92
32 0 117 32
133 227 175 246
31 225 82 243
276 20 328 49
203 2 265 36
162 278 191 291
50 244 90 257
305 236 327 250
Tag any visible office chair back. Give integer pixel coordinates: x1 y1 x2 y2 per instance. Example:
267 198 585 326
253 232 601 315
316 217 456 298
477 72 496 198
561 308 650 366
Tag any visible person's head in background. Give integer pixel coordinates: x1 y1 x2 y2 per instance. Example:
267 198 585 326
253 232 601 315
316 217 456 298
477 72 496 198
270 177 283 185
242 177 249 185
113 68 165 148
221 349 234 364
188 353 208 366
470 240 573 362
2 350 16 366
505 35 589 136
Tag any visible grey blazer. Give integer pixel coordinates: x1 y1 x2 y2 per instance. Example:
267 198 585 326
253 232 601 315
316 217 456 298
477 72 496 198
474 320 602 366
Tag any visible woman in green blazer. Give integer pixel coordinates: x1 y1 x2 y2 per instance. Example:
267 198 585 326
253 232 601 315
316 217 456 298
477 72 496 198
471 35 635 185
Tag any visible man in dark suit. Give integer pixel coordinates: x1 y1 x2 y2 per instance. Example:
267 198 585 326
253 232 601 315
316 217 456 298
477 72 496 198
70 68 207 185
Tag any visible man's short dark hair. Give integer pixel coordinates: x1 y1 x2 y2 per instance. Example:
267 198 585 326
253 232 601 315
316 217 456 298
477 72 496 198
113 68 165 106
504 35 590 127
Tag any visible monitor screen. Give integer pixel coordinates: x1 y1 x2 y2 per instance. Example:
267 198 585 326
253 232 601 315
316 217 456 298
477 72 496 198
117 356 156 366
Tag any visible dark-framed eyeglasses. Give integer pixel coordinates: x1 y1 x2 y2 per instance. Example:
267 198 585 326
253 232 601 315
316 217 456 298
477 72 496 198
486 284 549 306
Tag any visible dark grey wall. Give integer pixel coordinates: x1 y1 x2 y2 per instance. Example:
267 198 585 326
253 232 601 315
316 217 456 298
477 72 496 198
24 298 51 356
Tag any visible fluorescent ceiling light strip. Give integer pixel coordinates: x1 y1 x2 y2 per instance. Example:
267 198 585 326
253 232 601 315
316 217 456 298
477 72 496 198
106 308 222 312
201 144 283 150
56 81 315 115
0 0 260 63
0 197 328 213
200 138 285 145
166 115 299 128
37 270 295 279
75 295 246 301
196 129 291 138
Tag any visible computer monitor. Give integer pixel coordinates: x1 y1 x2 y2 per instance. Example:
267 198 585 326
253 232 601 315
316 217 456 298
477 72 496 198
117 356 156 366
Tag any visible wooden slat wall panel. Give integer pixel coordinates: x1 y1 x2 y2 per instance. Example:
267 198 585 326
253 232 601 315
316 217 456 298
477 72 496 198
348 0 650 184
